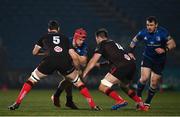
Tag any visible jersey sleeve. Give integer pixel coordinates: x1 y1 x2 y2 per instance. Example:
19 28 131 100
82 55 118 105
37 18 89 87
95 43 103 54
36 36 44 47
164 29 172 41
79 43 88 56
135 30 144 41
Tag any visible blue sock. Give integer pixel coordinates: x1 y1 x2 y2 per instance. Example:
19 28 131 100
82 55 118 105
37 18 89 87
137 81 146 97
145 87 156 104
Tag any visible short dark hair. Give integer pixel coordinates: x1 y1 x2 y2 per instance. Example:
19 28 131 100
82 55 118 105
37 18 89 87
48 20 59 30
95 28 108 38
146 16 158 24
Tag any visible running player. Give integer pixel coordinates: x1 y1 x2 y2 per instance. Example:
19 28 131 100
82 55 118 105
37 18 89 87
82 28 147 111
128 16 176 110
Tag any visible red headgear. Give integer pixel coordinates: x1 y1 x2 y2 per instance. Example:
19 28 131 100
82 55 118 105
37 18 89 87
73 28 87 43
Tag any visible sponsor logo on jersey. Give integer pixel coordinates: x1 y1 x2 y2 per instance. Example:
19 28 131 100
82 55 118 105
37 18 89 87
144 36 148 40
156 36 161 41
54 46 63 52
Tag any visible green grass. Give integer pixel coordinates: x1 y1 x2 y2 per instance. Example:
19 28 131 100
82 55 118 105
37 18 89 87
0 89 180 116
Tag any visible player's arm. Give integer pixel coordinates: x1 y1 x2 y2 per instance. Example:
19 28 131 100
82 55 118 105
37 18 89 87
32 45 47 56
82 53 101 78
69 49 80 69
78 55 87 67
95 60 110 68
155 37 176 54
128 36 139 60
165 38 176 51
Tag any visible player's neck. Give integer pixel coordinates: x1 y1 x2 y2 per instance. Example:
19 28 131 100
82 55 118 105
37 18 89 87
48 29 58 33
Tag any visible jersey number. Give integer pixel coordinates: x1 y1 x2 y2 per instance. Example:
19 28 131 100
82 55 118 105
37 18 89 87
115 43 124 50
53 36 60 44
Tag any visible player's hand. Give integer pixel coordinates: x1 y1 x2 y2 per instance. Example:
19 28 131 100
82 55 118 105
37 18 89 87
155 48 165 54
128 53 136 60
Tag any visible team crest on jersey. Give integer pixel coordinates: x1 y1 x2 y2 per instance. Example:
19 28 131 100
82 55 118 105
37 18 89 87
156 36 161 41
54 46 63 52
144 36 148 40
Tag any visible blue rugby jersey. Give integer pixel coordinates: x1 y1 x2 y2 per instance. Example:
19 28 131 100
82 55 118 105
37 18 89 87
69 37 88 56
135 26 171 62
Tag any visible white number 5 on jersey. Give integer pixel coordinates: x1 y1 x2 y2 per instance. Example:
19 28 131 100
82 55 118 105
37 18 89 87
53 36 60 44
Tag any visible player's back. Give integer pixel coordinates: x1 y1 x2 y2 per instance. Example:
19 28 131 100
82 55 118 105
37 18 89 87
40 32 70 56
38 32 73 66
97 40 134 68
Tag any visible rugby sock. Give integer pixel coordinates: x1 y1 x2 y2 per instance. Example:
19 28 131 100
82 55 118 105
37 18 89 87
120 84 143 103
137 81 146 97
54 80 68 97
65 83 73 97
145 87 156 104
65 85 73 103
79 85 96 108
128 89 143 103
16 80 34 104
105 88 124 102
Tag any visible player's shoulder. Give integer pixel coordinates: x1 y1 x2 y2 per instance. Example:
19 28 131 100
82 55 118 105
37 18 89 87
137 28 147 36
157 26 168 34
41 32 49 38
103 39 114 44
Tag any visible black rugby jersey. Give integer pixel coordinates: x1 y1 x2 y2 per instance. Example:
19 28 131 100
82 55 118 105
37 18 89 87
95 39 134 67
36 32 73 57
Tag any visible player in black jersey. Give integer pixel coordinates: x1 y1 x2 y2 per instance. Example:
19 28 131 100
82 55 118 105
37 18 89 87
82 28 148 111
8 20 101 111
51 28 88 109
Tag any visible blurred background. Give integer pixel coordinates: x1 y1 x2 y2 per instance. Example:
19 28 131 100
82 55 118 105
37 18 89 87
0 0 179 90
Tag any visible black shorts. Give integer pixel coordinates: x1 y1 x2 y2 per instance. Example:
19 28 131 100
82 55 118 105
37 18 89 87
141 56 165 75
110 62 136 85
37 56 75 75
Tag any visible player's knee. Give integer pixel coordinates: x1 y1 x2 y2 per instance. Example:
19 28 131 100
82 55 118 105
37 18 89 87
101 79 113 88
98 84 104 92
151 79 159 89
99 79 113 93
78 83 86 91
71 75 82 87
150 82 159 89
29 70 41 83
139 77 148 84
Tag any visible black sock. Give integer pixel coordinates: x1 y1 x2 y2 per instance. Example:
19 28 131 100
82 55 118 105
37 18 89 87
145 87 157 104
137 81 146 97
54 79 69 97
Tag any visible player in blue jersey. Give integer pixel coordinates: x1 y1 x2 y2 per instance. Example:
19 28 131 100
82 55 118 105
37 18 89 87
51 28 88 109
128 16 176 110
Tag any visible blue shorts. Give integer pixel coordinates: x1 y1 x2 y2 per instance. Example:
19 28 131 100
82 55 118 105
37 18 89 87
141 56 166 75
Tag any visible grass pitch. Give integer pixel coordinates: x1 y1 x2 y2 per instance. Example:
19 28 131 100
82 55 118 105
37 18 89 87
0 89 180 116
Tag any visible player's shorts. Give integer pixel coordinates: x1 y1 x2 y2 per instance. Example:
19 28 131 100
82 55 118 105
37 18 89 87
141 56 165 75
110 62 136 85
37 56 75 75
